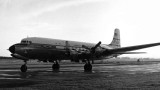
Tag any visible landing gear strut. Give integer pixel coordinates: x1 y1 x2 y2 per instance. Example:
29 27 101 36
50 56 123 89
84 60 92 72
52 60 60 71
20 61 27 72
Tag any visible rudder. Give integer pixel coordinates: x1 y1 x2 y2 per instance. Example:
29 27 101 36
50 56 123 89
109 28 121 48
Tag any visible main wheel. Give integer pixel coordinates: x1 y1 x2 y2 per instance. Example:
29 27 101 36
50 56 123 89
52 63 60 70
20 64 27 72
84 63 92 72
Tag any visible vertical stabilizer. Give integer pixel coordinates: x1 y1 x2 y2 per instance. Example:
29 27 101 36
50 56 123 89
109 28 121 48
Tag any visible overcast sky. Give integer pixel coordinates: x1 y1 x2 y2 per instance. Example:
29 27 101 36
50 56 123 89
1 0 160 58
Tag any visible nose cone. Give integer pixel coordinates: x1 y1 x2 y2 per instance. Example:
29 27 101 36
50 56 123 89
9 45 15 54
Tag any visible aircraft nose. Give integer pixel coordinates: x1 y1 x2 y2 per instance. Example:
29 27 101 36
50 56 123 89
9 45 15 54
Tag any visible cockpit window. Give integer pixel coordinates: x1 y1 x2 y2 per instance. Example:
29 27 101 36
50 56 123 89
21 41 26 44
21 40 32 44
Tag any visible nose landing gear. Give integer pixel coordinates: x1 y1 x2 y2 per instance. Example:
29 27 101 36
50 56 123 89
20 61 27 72
52 60 60 71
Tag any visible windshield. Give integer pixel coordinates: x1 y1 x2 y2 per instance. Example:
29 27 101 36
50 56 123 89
21 40 32 44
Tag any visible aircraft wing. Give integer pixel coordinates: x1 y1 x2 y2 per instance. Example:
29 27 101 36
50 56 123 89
105 42 160 54
112 52 146 54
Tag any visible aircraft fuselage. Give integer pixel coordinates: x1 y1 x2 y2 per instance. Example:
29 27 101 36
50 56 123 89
9 37 113 62
9 29 160 72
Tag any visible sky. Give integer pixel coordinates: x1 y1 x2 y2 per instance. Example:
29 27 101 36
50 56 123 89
1 0 160 58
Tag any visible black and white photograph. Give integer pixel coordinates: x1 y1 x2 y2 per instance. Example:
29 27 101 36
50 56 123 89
1 0 160 90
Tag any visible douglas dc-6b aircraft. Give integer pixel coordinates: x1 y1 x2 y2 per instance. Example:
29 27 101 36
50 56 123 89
9 29 160 72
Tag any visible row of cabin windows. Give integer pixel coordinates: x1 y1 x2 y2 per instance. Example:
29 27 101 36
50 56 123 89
21 40 61 45
21 40 32 44
20 41 102 49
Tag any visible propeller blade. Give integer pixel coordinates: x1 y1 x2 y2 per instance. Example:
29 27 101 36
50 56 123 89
91 41 101 53
93 41 101 49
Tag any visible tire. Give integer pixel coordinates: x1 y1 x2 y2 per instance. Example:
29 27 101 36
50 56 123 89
20 64 27 72
84 63 92 72
52 63 60 70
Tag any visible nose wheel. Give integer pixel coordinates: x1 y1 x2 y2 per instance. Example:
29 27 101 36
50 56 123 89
20 61 27 72
20 64 27 72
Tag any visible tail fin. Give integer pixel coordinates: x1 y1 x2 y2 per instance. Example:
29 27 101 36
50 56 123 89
109 28 121 48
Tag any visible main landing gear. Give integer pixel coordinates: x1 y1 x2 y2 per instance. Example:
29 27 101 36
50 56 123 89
20 61 27 72
20 60 60 72
84 60 92 72
52 60 60 71
20 60 92 72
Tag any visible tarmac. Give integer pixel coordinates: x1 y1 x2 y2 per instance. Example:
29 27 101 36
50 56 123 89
1 60 160 90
